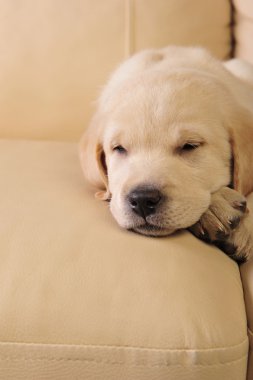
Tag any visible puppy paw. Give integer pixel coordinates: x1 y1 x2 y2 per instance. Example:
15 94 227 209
188 187 250 263
215 222 252 264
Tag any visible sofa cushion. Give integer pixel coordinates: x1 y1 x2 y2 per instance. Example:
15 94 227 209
0 0 231 141
234 0 253 64
0 139 248 379
240 195 253 380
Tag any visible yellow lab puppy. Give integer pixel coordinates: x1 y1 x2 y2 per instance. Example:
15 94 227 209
80 46 253 263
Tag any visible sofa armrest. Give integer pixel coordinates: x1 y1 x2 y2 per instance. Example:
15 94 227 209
234 0 253 64
240 258 253 380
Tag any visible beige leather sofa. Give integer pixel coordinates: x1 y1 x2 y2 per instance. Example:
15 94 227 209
1 1 253 379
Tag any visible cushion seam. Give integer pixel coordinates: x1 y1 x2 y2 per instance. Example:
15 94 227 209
0 354 247 367
0 337 248 352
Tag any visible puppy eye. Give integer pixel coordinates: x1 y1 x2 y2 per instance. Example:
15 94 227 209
181 142 201 151
113 145 127 154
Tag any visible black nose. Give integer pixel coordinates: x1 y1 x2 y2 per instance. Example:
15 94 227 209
128 188 162 218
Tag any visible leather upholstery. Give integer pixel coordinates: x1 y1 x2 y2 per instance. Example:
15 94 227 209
0 1 252 379
234 0 253 64
0 140 249 379
0 0 231 141
240 211 253 380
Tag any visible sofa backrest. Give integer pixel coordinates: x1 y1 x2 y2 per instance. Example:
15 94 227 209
0 0 238 141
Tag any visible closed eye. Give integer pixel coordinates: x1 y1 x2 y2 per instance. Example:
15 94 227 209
181 142 201 151
113 145 127 154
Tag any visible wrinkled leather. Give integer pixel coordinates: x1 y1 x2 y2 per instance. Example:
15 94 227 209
0 341 248 380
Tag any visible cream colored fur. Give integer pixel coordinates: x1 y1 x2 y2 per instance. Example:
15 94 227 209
80 46 253 261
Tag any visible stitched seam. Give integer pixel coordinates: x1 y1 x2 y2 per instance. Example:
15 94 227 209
0 338 248 352
0 355 247 367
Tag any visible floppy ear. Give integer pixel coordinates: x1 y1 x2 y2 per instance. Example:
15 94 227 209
229 108 253 196
79 114 110 201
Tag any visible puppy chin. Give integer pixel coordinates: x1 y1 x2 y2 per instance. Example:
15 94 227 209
113 214 175 237
131 224 176 237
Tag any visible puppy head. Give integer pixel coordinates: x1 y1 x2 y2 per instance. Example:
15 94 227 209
80 47 253 236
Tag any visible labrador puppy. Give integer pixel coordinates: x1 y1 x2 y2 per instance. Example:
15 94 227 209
79 46 253 263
